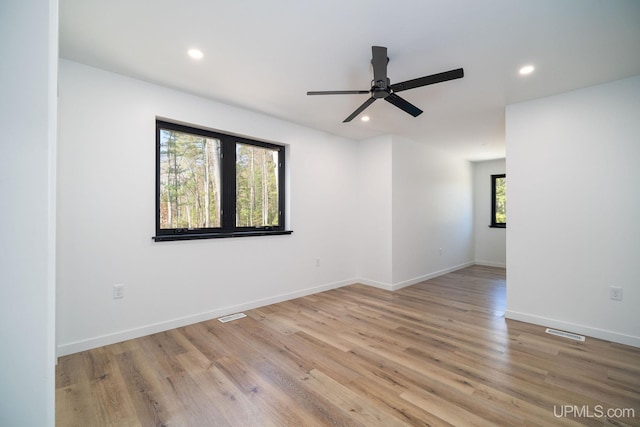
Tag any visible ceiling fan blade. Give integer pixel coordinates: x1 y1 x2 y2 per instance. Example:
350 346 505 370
307 90 370 95
384 93 423 117
343 97 376 122
371 46 388 85
390 68 464 93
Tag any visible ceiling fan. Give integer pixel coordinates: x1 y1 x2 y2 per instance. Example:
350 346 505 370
307 46 464 122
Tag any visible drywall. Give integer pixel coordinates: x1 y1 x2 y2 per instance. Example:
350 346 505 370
355 134 474 289
57 61 478 355
506 75 640 347
356 135 393 286
57 60 359 355
473 159 506 267
391 136 474 287
0 0 57 425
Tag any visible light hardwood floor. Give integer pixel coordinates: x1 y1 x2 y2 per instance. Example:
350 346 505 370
56 266 640 426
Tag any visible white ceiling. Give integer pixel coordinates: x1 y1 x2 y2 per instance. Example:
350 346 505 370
59 0 640 161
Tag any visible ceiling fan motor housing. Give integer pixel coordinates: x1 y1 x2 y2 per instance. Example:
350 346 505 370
372 78 391 98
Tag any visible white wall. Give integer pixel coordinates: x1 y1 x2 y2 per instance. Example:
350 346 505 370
506 75 640 347
57 60 359 355
356 134 474 289
0 0 57 426
391 136 474 287
356 135 393 286
473 158 506 267
57 61 478 355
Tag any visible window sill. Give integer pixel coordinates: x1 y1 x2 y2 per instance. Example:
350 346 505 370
153 230 293 242
489 224 506 229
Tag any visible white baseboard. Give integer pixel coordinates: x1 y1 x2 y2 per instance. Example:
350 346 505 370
56 278 356 357
357 277 394 290
358 261 475 291
389 261 475 291
505 310 640 348
475 260 507 268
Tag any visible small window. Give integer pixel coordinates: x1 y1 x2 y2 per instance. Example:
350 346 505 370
490 174 506 228
155 120 290 241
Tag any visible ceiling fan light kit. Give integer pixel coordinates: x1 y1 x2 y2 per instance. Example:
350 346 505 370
307 46 464 123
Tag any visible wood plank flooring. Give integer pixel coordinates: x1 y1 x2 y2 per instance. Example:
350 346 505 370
56 266 640 426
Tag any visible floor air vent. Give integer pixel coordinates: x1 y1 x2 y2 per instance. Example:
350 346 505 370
218 312 247 323
545 328 585 342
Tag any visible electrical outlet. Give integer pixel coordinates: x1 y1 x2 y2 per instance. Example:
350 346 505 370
113 284 124 299
439 248 443 256
609 286 622 301
315 258 321 267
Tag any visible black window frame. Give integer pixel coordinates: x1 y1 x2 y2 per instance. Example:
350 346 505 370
154 120 291 241
490 173 506 228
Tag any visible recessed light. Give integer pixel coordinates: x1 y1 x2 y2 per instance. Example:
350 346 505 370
361 116 370 122
188 48 204 60
519 65 535 75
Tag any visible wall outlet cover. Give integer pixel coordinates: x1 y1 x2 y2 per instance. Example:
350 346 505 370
113 284 124 299
609 286 622 301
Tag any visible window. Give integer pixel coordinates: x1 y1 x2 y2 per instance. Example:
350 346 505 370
490 174 506 228
154 120 289 241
